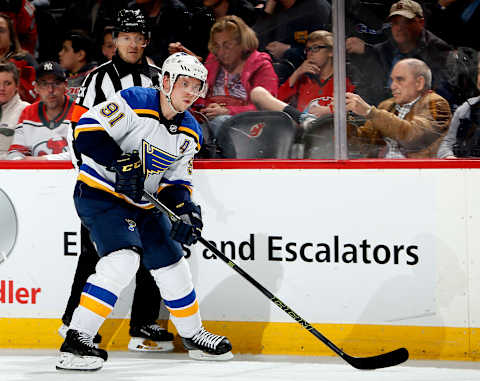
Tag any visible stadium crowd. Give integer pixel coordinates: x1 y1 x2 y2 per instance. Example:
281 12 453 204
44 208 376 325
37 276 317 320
1 0 480 160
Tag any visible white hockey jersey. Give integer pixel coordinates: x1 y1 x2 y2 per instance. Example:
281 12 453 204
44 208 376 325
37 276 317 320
8 96 75 160
75 86 202 208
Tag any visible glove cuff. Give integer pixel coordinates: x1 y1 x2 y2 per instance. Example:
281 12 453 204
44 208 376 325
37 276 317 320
157 184 191 211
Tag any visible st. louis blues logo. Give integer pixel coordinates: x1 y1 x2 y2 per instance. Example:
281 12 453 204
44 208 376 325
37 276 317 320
125 219 136 232
142 140 177 178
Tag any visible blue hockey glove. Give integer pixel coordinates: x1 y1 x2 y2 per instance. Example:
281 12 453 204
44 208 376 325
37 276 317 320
170 201 203 245
107 150 145 202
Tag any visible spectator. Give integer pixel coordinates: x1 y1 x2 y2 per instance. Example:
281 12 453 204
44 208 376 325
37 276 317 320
250 30 355 128
59 30 97 100
429 0 480 51
182 0 258 60
0 13 38 103
7 61 73 160
346 58 452 158
99 26 115 63
195 15 279 138
253 0 331 69
62 8 173 354
34 0 67 62
443 46 479 112
345 0 390 46
59 0 127 45
0 60 29 159
130 0 192 66
438 52 480 158
346 0 453 107
1 0 37 55
203 0 257 25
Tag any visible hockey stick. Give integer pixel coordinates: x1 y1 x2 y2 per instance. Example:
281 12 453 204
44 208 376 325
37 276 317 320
143 191 409 370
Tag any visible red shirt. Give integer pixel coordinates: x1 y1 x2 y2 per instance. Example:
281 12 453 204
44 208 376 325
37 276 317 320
278 74 355 112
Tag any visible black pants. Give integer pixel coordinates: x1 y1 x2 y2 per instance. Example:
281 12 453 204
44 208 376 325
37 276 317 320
62 225 161 329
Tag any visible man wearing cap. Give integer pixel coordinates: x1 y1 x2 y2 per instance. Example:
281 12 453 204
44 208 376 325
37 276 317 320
346 0 452 107
7 61 74 160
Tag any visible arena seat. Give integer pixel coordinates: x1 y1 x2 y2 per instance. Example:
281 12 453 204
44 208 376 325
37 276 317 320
303 114 335 159
216 111 297 159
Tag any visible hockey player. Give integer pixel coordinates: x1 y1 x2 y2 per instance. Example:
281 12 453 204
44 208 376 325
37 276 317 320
58 9 174 352
56 52 233 371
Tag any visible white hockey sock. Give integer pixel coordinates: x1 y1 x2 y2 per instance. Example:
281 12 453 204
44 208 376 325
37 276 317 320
150 257 201 338
69 249 140 337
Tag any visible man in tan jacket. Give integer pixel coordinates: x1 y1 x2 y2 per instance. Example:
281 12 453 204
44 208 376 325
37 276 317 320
346 58 451 158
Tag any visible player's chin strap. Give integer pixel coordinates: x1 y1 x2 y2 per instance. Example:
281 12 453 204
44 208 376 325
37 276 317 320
165 94 182 115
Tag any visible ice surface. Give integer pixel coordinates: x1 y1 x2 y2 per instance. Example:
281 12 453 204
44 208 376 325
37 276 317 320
1 350 480 381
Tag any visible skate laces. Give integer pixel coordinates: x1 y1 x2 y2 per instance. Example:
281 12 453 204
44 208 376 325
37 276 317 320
191 327 224 349
77 332 96 348
146 324 164 333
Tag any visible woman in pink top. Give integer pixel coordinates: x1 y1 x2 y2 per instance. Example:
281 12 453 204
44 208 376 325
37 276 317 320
194 15 279 137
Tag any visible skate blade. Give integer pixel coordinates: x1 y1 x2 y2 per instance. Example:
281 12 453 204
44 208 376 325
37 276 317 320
55 352 104 371
128 337 174 352
188 350 234 361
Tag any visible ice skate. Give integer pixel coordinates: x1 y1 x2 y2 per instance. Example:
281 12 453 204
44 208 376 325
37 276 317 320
56 329 108 371
128 324 175 352
181 327 233 361
58 323 102 346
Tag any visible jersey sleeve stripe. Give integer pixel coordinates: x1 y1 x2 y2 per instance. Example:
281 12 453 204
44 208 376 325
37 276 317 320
75 117 105 138
8 144 29 154
74 126 105 139
77 117 102 126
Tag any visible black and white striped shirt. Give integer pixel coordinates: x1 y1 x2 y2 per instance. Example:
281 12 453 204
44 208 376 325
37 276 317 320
76 55 162 110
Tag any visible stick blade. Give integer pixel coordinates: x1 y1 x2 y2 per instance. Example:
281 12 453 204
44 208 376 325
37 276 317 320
344 347 409 370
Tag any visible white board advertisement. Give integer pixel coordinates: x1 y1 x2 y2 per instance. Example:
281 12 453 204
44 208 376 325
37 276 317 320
0 168 475 330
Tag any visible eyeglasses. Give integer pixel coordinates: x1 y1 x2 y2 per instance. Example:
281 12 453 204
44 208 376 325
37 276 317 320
304 45 329 54
36 80 64 89
116 35 147 47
